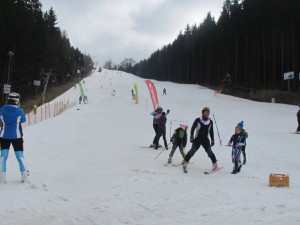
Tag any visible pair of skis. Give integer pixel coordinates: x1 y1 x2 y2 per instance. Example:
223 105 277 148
182 164 223 174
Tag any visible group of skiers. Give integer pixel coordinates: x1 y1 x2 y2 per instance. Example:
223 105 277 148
150 106 249 174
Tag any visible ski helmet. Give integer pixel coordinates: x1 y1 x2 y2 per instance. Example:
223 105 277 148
202 107 210 114
8 92 20 104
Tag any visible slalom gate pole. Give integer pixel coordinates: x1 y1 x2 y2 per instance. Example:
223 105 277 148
212 114 222 146
170 121 172 140
154 142 171 159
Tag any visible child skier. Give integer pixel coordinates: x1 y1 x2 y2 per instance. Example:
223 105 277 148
167 124 188 164
227 123 246 174
237 121 249 165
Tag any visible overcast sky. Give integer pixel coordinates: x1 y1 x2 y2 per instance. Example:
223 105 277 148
41 0 225 66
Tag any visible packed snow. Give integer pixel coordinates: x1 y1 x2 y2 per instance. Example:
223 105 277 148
1 69 300 225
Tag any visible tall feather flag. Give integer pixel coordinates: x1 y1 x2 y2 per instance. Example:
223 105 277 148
145 80 159 110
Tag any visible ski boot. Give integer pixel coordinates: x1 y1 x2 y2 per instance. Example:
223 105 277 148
182 161 189 173
231 170 237 174
0 172 6 184
212 162 219 170
21 170 29 183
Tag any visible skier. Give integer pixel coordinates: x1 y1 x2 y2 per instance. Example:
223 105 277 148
237 121 249 164
182 107 218 172
0 92 29 183
153 111 168 150
79 95 82 104
227 123 246 174
167 123 188 164
150 107 163 147
33 104 37 114
297 104 300 133
150 107 169 148
163 88 167 95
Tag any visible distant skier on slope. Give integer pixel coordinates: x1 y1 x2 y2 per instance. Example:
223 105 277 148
167 124 188 164
0 93 29 183
182 107 218 172
227 123 246 174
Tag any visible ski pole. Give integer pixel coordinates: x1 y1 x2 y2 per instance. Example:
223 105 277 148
212 114 222 146
154 142 171 159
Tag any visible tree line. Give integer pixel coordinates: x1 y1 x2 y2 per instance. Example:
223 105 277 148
118 0 300 92
0 0 93 105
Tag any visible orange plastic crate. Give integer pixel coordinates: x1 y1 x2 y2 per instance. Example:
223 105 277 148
269 173 289 187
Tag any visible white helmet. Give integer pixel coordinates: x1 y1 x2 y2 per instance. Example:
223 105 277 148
180 123 188 130
8 92 20 103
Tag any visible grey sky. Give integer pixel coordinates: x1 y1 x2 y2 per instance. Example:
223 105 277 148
41 0 225 66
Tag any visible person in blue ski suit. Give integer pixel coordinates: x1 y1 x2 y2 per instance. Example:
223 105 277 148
227 123 246 174
0 92 28 183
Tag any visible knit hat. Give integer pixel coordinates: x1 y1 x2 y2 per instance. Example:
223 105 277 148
237 121 244 128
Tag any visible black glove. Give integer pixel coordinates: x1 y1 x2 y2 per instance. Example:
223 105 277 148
190 136 194 143
167 109 170 113
211 139 215 147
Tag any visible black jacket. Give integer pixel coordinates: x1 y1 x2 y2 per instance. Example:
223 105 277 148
170 128 187 147
190 116 214 141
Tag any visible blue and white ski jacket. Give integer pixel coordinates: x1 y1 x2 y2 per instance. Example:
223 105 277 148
0 104 26 139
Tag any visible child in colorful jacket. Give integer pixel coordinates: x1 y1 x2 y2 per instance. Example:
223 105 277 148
227 123 246 174
167 124 188 164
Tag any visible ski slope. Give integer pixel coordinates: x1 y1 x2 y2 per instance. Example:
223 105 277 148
1 69 300 225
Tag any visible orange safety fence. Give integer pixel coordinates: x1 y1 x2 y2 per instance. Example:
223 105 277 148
23 99 76 128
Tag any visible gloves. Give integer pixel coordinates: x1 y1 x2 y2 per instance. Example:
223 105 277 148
167 109 170 113
190 136 194 143
211 139 215 147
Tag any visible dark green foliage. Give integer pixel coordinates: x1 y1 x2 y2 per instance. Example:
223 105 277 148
0 0 93 104
122 0 300 92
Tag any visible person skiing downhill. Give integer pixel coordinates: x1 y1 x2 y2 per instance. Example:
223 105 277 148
182 107 218 172
167 124 188 164
0 92 28 183
227 123 246 174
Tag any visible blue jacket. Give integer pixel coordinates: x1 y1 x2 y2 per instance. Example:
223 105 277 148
0 104 26 139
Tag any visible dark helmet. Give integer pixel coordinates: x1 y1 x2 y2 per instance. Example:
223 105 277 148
156 106 163 113
8 92 20 104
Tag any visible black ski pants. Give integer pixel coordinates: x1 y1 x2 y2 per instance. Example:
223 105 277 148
152 123 159 144
184 138 217 163
154 128 168 149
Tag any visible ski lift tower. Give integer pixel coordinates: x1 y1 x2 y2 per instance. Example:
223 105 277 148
40 69 53 104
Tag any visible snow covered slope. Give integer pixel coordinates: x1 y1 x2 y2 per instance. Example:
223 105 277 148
1 69 299 225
